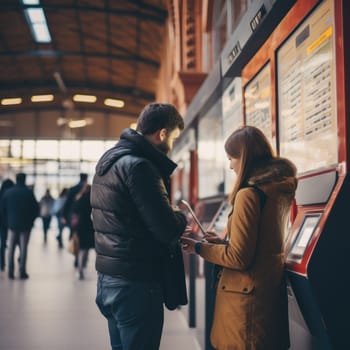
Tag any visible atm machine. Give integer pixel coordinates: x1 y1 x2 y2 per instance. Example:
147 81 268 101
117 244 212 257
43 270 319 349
276 0 350 348
285 169 350 349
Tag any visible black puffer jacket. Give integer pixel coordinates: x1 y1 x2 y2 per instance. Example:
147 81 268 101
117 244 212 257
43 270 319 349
90 128 187 281
1 184 39 231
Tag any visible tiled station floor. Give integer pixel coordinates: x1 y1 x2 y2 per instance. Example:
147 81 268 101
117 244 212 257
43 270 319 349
0 219 201 350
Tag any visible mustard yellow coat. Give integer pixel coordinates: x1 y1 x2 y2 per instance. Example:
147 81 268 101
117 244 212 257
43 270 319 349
199 159 297 350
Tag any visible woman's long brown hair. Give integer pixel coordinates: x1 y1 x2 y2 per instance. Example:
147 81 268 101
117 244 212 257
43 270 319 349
224 125 274 205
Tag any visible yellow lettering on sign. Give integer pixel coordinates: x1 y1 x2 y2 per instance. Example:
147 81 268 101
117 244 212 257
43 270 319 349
307 27 332 54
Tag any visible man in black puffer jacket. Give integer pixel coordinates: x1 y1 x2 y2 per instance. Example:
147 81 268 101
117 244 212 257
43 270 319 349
91 103 188 350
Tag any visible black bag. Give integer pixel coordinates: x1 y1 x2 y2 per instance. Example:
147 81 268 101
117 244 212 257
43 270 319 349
161 243 188 310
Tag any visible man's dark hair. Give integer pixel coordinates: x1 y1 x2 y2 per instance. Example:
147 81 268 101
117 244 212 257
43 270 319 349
80 173 88 182
136 103 184 135
16 172 26 185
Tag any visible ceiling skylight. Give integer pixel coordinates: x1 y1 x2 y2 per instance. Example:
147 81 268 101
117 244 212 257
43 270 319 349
22 0 52 43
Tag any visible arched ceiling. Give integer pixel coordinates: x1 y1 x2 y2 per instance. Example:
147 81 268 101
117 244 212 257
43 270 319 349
0 0 168 138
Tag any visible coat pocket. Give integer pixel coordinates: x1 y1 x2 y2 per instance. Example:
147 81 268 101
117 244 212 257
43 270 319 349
217 268 255 294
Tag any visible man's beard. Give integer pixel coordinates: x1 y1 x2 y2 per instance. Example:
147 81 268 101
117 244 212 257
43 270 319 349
155 141 169 155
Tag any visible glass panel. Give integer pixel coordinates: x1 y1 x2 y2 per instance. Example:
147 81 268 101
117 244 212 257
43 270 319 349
46 161 59 174
10 140 22 158
35 160 59 175
198 101 225 198
213 0 228 60
222 78 243 194
0 138 116 196
36 140 58 159
81 141 105 161
244 63 274 148
59 161 81 175
0 140 10 157
22 140 36 158
80 161 97 176
105 140 116 150
59 140 80 160
24 172 36 186
231 0 248 32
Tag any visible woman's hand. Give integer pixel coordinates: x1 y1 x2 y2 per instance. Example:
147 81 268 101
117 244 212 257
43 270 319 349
203 230 226 244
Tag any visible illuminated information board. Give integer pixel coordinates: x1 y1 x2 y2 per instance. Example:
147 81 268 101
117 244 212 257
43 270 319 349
244 63 273 146
277 0 337 174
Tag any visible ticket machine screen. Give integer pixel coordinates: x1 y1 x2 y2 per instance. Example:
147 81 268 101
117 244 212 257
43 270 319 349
288 213 322 263
209 201 231 233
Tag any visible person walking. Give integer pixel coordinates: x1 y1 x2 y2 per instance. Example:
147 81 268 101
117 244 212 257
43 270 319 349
39 188 54 243
62 173 88 231
181 125 298 350
90 103 188 350
51 188 68 248
71 184 94 280
1 173 39 279
62 173 88 266
0 178 15 271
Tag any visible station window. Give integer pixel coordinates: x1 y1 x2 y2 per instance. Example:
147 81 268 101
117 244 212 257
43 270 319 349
0 138 116 200
81 141 105 161
59 140 80 160
36 140 58 159
212 0 249 62
22 140 36 159
0 140 10 157
10 140 22 158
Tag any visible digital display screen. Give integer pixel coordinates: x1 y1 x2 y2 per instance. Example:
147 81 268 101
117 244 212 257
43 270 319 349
244 63 274 149
277 0 337 174
288 214 321 263
210 201 231 234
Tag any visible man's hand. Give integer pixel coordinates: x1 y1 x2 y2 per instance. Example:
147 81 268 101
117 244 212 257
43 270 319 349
180 236 198 254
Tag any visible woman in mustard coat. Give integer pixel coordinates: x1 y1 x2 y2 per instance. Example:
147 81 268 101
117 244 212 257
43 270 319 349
181 125 297 350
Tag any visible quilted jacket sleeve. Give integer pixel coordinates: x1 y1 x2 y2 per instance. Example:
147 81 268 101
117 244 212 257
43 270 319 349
199 188 261 270
126 159 187 245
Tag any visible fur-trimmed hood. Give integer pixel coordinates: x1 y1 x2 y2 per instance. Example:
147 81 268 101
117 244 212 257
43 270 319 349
247 157 297 198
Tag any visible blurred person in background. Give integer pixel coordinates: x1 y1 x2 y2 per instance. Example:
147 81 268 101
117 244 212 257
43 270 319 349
51 188 68 248
62 173 88 266
71 184 94 280
0 178 15 271
1 173 39 279
39 188 54 243
62 173 88 231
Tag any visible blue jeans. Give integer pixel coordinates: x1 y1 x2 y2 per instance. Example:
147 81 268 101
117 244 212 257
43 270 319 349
96 273 164 350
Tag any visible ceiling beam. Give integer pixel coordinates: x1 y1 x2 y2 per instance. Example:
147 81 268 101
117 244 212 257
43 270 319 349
0 3 167 24
0 105 140 118
0 50 159 68
0 82 154 100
